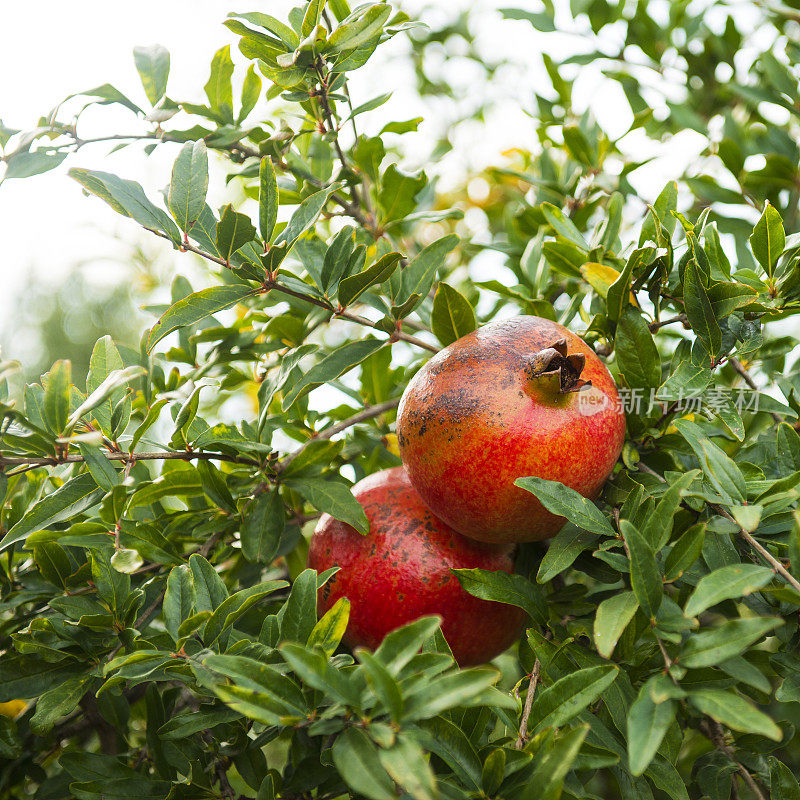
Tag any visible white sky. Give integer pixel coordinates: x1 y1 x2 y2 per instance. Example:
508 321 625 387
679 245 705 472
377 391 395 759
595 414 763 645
0 1 707 355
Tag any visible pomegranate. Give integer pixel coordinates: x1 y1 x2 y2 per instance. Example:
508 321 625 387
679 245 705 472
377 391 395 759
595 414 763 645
307 467 526 666
396 316 625 544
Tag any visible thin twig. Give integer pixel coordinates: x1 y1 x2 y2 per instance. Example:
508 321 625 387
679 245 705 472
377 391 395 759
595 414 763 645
280 398 400 470
157 234 439 353
699 719 767 800
648 313 687 332
515 658 541 749
728 357 781 423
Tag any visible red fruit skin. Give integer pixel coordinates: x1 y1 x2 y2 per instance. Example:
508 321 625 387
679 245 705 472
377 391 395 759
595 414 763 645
307 467 527 667
396 316 626 544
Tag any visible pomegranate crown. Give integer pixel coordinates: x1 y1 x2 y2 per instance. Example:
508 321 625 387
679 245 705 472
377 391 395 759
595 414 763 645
525 338 591 393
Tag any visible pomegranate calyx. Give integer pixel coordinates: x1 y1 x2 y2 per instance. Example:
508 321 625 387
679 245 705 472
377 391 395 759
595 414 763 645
525 338 592 393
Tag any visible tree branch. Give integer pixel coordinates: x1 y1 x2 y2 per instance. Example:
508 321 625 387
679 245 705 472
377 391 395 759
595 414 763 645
728 357 781 424
515 658 541 749
0 449 260 470
280 398 401 471
699 719 767 800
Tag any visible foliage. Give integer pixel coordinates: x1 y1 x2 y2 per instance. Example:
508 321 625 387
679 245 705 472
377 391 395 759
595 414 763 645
2 1 800 798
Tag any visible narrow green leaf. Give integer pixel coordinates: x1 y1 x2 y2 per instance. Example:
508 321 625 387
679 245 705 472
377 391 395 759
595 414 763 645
281 338 384 410
527 665 618 734
43 359 71 434
452 568 545 624
241 490 285 564
331 728 395 800
204 45 234 123
515 476 615 536
541 202 590 250
147 285 254 352
431 283 477 346
164 564 196 641
133 44 170 105
338 252 402 307
168 140 209 234
284 477 368 535
259 157 278 243
684 564 774 617
621 520 662 619
0 474 104 553
615 307 661 391
308 597 350 656
688 688 781 740
594 591 638 659
327 4 391 54
397 235 459 311
750 202 785 279
683 260 721 355
681 617 782 668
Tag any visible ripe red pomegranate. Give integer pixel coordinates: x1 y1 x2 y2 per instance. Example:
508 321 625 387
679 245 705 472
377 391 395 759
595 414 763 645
397 316 625 544
307 467 526 666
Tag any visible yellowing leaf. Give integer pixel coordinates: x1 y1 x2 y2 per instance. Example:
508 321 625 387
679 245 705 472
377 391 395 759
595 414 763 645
581 262 621 299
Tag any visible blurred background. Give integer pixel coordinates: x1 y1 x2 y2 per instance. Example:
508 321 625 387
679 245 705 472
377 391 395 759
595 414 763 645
0 0 722 382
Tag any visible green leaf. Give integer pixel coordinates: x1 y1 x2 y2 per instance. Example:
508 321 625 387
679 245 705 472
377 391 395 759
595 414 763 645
204 45 235 123
672 419 747 503
281 338 385 410
158 708 241 739
133 44 170 105
308 597 350 657
536 524 596 582
452 568 545 624
338 252 402 307
541 202 590 250
373 617 442 675
147 284 254 352
515 476 615 536
527 665 618 734
378 736 439 800
777 422 800 474
216 204 258 262
768 757 800 800
627 683 677 776
128 465 203 508
0 474 104 553
663 522 706 582
594 591 638 659
403 669 502 721
615 307 661 391
2 150 67 180
69 168 181 244
639 181 678 246
688 688 781 740
203 581 286 646
641 471 700 551
357 650 404 722
29 675 89 735
168 140 209 234
750 202 785 279
44 359 71 434
707 282 758 318
259 157 278 243
327 4 391 54
524 725 588 800
276 183 345 250
284 477 368 534
683 260 721 355
91 548 130 612
278 568 319 644
431 283 477 346
68 366 147 430
238 64 261 122
378 163 427 225
241 490 285 564
164 564 196 641
621 520 662 619
684 564 774 617
681 617 782 668
397 235 459 311
77 444 120 492
189 553 229 612
331 728 396 800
